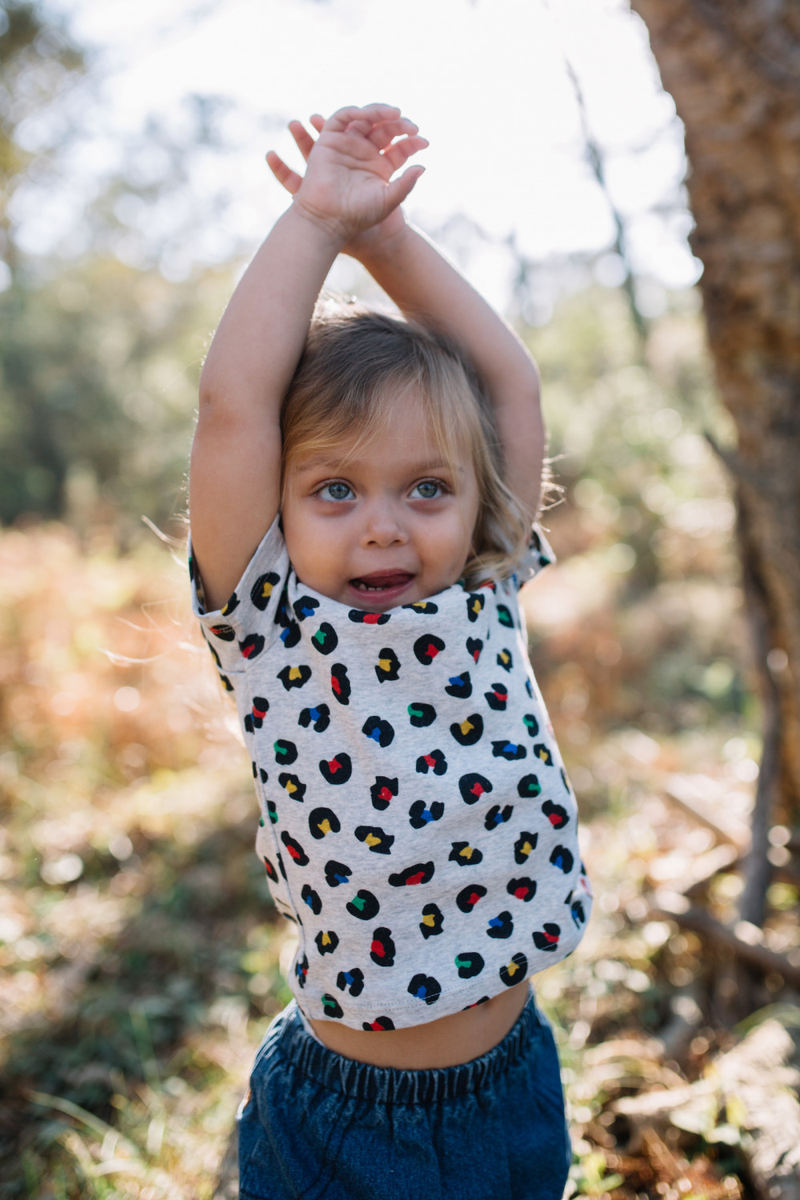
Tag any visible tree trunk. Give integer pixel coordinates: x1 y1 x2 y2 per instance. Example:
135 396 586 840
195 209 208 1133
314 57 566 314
629 0 800 829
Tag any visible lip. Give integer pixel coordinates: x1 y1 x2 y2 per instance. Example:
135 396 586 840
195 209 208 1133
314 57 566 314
347 571 416 607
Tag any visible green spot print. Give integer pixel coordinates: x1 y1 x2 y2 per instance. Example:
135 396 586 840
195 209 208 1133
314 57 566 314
408 706 423 719
350 895 365 911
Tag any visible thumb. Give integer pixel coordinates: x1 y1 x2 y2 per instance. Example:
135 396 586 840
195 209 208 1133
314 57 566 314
384 164 425 211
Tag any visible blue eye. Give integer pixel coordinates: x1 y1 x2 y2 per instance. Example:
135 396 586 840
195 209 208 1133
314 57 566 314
412 480 444 500
319 481 353 502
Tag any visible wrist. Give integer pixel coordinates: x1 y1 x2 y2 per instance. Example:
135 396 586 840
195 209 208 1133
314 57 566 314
350 217 417 269
287 197 349 255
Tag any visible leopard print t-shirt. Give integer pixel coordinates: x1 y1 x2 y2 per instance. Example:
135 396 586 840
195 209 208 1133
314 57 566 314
190 517 591 1031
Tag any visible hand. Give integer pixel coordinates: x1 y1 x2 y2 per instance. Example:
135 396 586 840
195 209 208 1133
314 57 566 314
266 103 428 250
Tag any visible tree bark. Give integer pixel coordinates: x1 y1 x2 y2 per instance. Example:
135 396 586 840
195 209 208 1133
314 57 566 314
629 0 800 827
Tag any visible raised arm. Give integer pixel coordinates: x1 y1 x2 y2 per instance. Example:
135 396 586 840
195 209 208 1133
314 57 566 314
270 116 544 523
190 104 427 611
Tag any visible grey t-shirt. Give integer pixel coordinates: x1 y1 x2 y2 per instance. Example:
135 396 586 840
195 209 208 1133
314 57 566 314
191 518 591 1031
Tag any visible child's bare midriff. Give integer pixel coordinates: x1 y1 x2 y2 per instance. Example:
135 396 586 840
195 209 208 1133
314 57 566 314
310 979 530 1069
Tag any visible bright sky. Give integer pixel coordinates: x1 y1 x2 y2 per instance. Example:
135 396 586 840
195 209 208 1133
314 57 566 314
38 0 699 310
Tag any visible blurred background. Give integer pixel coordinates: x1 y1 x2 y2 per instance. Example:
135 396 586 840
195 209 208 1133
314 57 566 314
2 1 798 1196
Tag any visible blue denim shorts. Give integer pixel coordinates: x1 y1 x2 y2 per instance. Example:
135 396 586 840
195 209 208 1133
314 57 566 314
237 987 571 1200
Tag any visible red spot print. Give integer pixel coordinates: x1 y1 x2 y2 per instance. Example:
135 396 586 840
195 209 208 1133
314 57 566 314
331 676 341 694
327 758 342 773
544 930 559 944
364 613 381 624
253 705 267 718
547 814 559 826
406 871 425 886
378 787 393 803
368 1019 383 1030
470 782 485 798
514 885 528 899
287 845 301 860
425 643 440 659
370 940 385 957
241 645 256 659
423 754 435 767
468 892 481 906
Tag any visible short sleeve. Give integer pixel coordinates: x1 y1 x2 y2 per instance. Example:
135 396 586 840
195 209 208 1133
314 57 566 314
511 524 556 589
189 515 290 678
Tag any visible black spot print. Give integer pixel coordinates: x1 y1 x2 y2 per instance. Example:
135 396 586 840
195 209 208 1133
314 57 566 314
466 593 485 622
301 883 322 914
240 633 266 661
375 648 400 682
507 877 537 902
293 595 319 622
310 622 338 655
542 800 568 829
389 862 434 887
532 743 554 767
496 648 513 672
402 600 438 614
209 623 235 642
561 767 573 793
319 752 353 785
324 859 352 887
484 683 508 711
533 924 561 952
330 663 350 705
517 774 542 799
571 899 586 927
274 738 297 766
450 714 484 747
522 713 539 738
346 889 380 920
251 572 280 610
459 772 493 805
445 671 472 699
348 610 390 625
266 799 277 824
486 911 513 939
491 739 526 761
456 884 487 913
525 679 534 698
219 673 233 692
371 775 398 810
449 841 483 867
497 604 513 628
308 808 340 840
454 952 485 979
413 634 445 665
256 765 268 784
466 637 483 663
277 664 311 690
320 994 343 1019
278 619 301 649
462 996 490 1010
484 804 514 830
514 831 539 864
354 825 395 854
220 593 239 617
550 845 574 874
362 1016 396 1031
415 749 447 776
407 702 436 728
263 856 278 883
408 800 444 829
315 930 339 956
336 968 365 996
298 704 330 732
370 927 396 967
295 954 309 987
499 952 528 986
281 832 309 866
362 716 395 747
277 851 287 880
420 903 444 938
278 772 306 802
408 973 441 1005
244 696 269 733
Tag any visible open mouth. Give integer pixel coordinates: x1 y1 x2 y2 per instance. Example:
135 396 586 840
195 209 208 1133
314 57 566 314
349 572 415 595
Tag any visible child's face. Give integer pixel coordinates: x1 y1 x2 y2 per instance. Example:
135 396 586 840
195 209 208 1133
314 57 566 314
282 395 481 611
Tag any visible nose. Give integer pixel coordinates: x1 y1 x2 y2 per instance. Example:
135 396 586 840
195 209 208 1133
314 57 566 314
360 498 408 547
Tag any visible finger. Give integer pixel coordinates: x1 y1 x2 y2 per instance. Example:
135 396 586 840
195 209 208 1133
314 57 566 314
383 163 425 210
324 102 401 133
265 150 303 195
288 119 316 163
366 117 420 152
382 134 429 173
309 113 325 133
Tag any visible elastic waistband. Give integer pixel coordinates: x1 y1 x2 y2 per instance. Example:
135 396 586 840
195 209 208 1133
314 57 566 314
260 988 548 1106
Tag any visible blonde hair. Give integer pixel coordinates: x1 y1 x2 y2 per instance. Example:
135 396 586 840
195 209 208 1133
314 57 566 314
280 297 533 589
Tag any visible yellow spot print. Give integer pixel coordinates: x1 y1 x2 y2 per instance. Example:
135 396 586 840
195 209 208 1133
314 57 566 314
288 666 302 680
318 820 332 835
459 846 474 860
507 961 518 976
521 841 533 857
422 914 435 927
499 651 510 664
378 658 391 672
471 600 481 614
261 582 274 600
366 834 381 847
538 748 550 762
285 780 296 794
321 932 331 946
459 719 474 736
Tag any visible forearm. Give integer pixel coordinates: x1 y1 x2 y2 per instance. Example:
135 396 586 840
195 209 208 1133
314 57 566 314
199 204 344 419
355 224 545 517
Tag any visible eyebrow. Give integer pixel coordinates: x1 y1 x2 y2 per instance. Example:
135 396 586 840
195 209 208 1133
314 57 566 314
291 456 464 476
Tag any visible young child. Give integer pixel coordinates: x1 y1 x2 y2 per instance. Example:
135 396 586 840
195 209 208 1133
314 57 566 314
189 103 591 1200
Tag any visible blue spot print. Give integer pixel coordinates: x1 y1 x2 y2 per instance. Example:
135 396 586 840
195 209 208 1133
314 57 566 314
368 729 381 742
334 873 349 885
415 986 427 999
309 708 320 721
489 916 503 928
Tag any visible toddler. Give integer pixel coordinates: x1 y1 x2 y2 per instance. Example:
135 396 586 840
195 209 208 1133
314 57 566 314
189 103 591 1200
